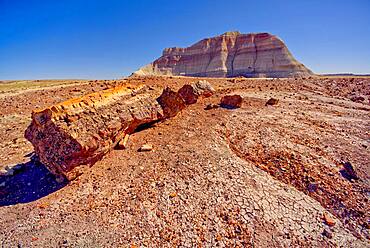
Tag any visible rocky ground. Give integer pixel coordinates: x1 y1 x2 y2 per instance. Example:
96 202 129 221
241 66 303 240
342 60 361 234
0 76 369 247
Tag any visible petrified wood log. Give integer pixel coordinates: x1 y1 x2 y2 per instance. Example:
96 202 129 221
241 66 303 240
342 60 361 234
178 80 215 105
25 84 180 180
25 81 214 180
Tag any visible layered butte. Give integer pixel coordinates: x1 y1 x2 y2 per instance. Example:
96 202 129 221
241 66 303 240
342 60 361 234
133 31 313 78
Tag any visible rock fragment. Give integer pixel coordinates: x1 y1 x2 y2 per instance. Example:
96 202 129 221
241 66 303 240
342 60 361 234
116 134 129 150
349 94 365 103
139 144 153 152
265 98 279 106
25 84 162 180
178 80 215 105
220 95 243 109
178 85 198 105
322 229 333 239
192 80 215 97
307 182 318 192
340 161 359 181
204 104 219 110
323 213 336 227
157 87 186 118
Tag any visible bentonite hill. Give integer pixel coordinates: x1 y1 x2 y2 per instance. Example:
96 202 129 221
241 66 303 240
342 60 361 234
133 31 313 78
0 74 369 247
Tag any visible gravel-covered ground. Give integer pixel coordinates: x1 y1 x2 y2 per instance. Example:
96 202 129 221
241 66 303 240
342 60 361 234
0 76 369 247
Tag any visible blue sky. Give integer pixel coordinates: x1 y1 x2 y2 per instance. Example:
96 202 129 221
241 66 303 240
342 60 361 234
0 0 369 79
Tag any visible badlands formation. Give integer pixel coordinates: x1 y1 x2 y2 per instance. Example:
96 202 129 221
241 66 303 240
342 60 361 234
133 31 313 78
0 31 369 248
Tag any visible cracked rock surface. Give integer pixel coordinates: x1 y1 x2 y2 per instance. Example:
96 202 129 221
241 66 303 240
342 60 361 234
0 76 369 247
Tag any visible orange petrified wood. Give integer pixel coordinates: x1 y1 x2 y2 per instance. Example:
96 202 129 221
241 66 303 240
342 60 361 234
25 83 166 180
25 81 214 180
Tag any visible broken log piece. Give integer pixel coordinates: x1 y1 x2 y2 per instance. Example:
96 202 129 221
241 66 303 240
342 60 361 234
265 98 279 106
25 81 215 180
192 80 215 97
178 80 215 105
220 95 243 109
25 83 168 180
116 134 130 150
156 87 186 118
139 144 153 152
178 85 198 105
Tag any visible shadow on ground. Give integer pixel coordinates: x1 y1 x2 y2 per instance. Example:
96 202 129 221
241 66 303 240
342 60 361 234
0 157 67 207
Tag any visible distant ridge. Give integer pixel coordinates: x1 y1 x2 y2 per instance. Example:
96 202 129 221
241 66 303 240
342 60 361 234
321 73 370 77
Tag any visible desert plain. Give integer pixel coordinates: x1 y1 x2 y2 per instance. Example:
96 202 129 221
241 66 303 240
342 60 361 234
0 76 369 247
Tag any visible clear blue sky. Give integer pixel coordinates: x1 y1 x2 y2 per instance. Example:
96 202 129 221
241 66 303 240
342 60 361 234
0 0 369 79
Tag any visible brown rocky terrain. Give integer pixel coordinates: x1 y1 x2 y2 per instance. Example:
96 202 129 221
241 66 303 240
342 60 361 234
0 76 369 247
133 32 313 78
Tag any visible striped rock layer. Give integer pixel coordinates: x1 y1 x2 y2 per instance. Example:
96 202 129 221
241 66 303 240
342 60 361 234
133 31 313 78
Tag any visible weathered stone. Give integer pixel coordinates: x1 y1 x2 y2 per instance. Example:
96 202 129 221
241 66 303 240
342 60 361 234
266 98 279 106
204 104 219 110
220 95 243 109
322 229 333 239
349 94 365 103
192 80 215 97
340 161 359 181
323 213 336 227
133 31 313 78
139 144 153 152
178 80 215 105
156 87 186 118
307 182 318 193
117 134 130 150
25 84 188 180
178 85 198 105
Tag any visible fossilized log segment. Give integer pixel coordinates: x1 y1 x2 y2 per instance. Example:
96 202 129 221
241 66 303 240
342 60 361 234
25 82 215 180
25 84 169 179
178 80 215 105
156 87 186 118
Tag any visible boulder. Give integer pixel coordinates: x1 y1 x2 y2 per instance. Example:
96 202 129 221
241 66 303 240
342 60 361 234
156 87 186 118
178 85 198 105
192 80 215 97
178 80 215 105
220 95 243 109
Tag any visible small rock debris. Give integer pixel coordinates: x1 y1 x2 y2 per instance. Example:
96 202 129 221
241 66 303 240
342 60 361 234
139 144 153 152
265 98 279 106
323 213 336 227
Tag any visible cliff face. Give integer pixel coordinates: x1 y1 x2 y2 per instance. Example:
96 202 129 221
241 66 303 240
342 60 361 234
133 31 313 78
